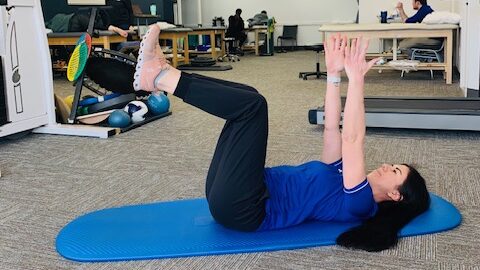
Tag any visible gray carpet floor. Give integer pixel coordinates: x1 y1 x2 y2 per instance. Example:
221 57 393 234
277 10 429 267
1 51 479 269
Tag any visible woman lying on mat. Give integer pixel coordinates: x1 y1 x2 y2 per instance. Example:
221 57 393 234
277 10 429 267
133 25 430 252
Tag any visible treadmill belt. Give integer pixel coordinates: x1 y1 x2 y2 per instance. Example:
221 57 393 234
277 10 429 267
340 97 480 111
310 96 480 131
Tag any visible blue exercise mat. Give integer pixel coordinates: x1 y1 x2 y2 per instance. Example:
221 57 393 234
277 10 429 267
56 193 461 262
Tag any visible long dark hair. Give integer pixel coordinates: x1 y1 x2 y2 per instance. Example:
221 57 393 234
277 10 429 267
336 164 430 252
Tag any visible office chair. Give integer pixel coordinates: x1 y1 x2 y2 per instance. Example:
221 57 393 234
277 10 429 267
277 25 298 52
299 44 327 80
218 37 240 62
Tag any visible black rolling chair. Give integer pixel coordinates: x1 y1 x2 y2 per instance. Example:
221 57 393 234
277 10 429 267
277 25 298 52
299 44 327 80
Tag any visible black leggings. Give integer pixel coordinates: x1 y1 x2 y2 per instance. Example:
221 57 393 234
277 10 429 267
174 73 269 231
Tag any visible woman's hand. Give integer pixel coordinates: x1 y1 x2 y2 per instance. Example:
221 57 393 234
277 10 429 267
344 37 380 82
325 33 347 76
396 2 404 9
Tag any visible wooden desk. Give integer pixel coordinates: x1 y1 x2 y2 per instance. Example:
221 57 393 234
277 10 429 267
319 23 459 84
47 32 127 50
188 26 226 59
159 28 191 67
245 25 267 56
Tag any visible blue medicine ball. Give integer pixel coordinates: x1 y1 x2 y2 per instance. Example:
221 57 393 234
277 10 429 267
147 92 170 115
108 109 131 128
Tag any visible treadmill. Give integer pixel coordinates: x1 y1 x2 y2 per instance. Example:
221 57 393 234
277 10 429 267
309 96 480 131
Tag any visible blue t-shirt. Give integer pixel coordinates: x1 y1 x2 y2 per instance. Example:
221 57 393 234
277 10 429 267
405 5 434 23
258 160 377 230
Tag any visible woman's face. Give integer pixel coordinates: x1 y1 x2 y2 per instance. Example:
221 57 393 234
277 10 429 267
368 164 410 201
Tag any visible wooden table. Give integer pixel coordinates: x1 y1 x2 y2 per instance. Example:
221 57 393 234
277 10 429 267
188 26 226 59
159 28 192 67
244 25 268 56
47 31 128 50
319 23 459 84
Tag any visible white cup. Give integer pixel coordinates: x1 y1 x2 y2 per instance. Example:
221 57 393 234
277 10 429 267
150 4 157 16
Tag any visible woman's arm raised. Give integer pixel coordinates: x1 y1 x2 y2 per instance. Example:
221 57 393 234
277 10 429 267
321 34 347 164
341 37 380 189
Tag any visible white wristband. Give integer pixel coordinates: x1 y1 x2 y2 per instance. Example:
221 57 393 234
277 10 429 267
327 76 341 85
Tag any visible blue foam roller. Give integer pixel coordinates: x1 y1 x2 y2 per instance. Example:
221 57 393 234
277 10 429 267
79 93 121 107
56 193 461 262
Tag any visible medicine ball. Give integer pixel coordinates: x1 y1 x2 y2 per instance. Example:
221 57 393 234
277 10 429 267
147 92 170 115
124 101 149 123
108 109 131 128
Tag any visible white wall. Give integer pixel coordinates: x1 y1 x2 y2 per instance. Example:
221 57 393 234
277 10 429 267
183 0 358 45
457 0 480 95
181 0 201 26
454 0 480 96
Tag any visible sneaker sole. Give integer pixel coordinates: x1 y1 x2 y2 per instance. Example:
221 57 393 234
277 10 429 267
133 28 154 91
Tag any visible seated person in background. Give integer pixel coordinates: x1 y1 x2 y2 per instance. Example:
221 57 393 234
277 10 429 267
45 0 133 37
226 8 247 51
396 0 433 23
248 10 268 28
395 0 442 56
68 9 129 37
103 0 134 31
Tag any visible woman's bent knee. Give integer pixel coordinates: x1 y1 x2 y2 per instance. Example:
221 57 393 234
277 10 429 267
208 194 265 232
254 94 268 113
